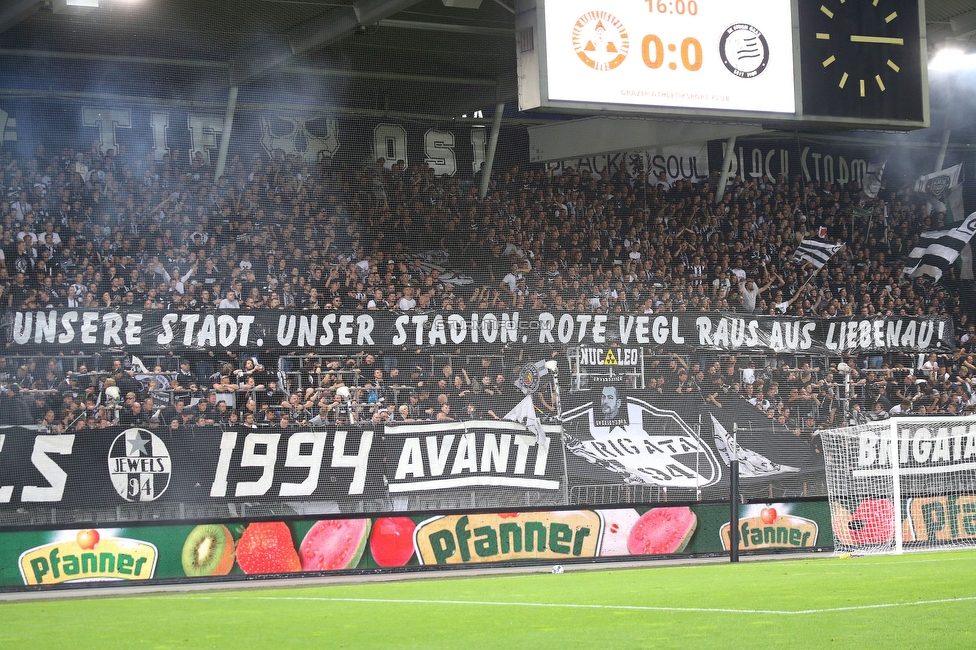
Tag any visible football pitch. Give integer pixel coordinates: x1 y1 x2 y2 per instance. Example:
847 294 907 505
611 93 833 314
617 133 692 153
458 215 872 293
3 551 976 649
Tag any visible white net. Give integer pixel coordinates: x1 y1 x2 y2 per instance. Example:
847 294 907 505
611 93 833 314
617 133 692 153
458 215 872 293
820 416 976 555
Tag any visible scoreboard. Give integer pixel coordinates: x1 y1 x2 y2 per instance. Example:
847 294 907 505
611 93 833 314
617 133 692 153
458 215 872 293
515 0 928 129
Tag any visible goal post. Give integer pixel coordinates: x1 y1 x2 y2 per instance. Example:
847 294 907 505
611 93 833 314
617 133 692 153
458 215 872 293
819 416 976 556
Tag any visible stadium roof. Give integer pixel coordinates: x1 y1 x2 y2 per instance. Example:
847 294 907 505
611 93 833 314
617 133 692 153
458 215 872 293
1 1 976 128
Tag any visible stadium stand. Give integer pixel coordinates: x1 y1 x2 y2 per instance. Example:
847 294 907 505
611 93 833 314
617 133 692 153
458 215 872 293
0 136 973 441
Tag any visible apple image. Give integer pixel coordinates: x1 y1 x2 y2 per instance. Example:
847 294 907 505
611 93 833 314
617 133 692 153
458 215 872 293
77 529 100 550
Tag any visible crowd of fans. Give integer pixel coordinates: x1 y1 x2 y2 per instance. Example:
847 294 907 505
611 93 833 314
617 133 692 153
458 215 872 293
1 135 975 433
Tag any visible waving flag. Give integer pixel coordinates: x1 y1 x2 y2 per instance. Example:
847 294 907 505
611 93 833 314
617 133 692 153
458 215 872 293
916 163 964 219
793 239 843 270
903 211 976 280
862 161 886 199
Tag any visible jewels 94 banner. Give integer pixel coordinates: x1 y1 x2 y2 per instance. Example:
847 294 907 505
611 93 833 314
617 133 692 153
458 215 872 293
0 425 384 511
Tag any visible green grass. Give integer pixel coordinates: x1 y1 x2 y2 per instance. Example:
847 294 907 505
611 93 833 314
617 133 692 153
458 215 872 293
3 551 976 649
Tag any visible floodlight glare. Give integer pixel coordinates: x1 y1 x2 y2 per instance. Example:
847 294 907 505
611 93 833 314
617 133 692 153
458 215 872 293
929 49 976 72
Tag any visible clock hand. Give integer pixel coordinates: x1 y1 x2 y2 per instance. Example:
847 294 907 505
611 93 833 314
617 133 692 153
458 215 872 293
850 35 903 45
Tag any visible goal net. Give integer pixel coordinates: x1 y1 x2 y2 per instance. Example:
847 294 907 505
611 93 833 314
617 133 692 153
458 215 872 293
819 416 976 555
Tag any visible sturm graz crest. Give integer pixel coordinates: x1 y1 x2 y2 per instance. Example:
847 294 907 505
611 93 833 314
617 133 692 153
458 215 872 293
720 24 769 79
108 428 172 502
925 175 951 199
516 361 543 394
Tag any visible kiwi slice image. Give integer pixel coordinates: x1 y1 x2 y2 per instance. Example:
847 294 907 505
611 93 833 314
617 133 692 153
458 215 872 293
182 524 235 576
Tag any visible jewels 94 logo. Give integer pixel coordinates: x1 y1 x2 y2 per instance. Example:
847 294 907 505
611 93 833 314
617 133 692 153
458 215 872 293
108 428 172 502
572 11 630 71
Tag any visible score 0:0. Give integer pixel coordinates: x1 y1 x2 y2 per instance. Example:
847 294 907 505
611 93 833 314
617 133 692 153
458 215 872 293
642 36 703 71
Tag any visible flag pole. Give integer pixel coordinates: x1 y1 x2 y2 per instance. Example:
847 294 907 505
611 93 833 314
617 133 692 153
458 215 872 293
730 422 740 563
545 359 571 506
780 257 832 313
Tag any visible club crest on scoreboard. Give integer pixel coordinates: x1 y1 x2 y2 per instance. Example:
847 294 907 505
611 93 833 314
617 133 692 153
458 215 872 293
720 23 770 78
572 11 630 71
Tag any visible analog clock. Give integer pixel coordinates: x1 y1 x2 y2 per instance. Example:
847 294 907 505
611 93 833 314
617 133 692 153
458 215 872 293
799 0 924 123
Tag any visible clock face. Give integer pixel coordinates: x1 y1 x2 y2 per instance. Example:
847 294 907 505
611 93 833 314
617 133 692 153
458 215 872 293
799 0 924 122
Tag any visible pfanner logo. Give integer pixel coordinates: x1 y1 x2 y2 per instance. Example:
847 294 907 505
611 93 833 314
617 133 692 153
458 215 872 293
414 512 601 565
720 511 818 550
572 11 629 71
19 530 158 586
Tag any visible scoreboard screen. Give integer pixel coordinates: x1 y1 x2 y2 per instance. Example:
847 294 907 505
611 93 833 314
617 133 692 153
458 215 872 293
515 0 928 129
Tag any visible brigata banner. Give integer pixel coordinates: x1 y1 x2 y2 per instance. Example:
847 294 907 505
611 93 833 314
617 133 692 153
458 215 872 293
0 501 833 590
4 309 954 354
564 388 825 500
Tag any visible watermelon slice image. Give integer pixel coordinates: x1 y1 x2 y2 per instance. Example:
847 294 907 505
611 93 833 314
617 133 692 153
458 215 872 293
848 499 894 546
300 518 371 571
627 507 698 556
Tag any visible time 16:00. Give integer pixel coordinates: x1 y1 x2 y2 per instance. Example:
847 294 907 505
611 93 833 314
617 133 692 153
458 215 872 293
646 0 699 15
643 36 703 71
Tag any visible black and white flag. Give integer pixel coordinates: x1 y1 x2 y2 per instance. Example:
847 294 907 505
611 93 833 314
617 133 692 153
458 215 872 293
915 163 962 199
916 163 964 218
710 414 799 478
903 211 976 280
793 239 843 270
862 161 886 199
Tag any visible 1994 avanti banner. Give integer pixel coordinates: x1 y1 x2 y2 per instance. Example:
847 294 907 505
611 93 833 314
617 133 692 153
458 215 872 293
4 309 955 354
0 405 822 517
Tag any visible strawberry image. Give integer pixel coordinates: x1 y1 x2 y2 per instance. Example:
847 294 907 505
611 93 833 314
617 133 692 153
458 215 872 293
235 522 302 575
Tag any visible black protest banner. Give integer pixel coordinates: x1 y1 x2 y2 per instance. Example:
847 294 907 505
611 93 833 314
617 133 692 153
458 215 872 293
0 425 383 511
4 309 955 355
563 388 825 500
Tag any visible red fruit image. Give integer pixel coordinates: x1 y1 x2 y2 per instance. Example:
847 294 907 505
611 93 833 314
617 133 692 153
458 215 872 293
76 529 99 550
369 517 416 567
849 499 895 546
627 507 697 556
235 522 301 575
760 508 778 525
300 519 371 571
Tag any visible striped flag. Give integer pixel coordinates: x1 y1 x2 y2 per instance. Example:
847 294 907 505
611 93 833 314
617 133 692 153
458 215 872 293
902 211 976 280
793 239 843 270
